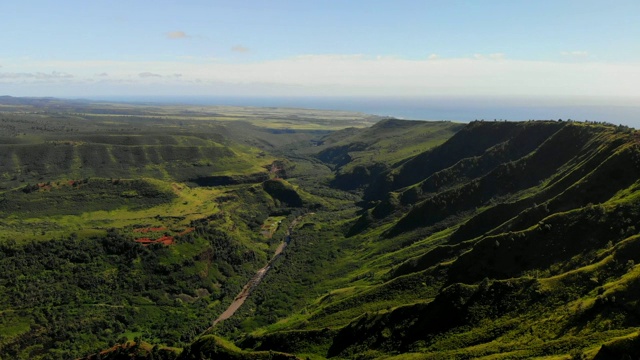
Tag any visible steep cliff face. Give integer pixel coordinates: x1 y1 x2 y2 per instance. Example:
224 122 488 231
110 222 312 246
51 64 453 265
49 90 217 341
239 121 640 359
343 122 623 235
363 121 567 200
314 119 463 190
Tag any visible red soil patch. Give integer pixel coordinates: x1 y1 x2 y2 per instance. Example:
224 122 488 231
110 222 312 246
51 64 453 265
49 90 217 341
178 227 195 236
134 235 174 246
156 235 174 245
36 183 52 190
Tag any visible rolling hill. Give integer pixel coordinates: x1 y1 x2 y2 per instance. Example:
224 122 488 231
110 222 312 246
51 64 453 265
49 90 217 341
2 98 640 360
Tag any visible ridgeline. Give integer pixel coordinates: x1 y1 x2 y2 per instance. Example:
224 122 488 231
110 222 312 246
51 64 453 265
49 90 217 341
1 97 640 359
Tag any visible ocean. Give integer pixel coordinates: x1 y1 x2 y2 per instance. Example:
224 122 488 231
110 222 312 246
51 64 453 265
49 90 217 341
91 96 640 129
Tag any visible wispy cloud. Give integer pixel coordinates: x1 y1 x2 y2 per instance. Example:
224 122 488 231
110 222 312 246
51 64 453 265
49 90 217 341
473 53 505 60
37 71 73 79
1 55 639 98
165 31 189 39
0 72 32 79
561 51 589 58
231 45 250 53
139 72 162 78
0 71 73 80
96 72 109 77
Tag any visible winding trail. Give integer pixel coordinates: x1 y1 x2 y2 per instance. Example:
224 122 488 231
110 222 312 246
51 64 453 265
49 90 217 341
202 215 304 333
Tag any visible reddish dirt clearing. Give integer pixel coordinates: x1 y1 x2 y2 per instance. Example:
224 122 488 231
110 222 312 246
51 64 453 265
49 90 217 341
178 227 195 236
131 226 194 246
134 235 174 246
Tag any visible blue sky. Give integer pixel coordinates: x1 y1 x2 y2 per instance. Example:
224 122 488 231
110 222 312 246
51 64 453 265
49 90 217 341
1 0 639 99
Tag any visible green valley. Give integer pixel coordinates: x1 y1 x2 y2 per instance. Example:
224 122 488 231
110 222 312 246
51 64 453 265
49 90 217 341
1 97 640 360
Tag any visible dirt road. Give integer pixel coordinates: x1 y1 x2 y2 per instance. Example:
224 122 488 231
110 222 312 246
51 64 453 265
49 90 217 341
203 215 304 332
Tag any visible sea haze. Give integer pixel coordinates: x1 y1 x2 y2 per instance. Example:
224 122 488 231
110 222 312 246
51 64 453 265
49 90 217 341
91 96 640 128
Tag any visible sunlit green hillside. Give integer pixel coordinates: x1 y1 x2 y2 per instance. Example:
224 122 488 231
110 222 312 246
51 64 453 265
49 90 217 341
2 97 640 360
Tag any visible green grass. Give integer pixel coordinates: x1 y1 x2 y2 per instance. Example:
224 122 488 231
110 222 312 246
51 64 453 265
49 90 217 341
221 122 640 360
5 99 640 359
0 311 31 339
0 178 234 242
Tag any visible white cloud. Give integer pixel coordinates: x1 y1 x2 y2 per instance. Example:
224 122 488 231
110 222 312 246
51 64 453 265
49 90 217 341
139 72 162 78
427 54 440 60
165 31 189 39
561 51 589 58
37 71 73 79
0 71 73 80
1 55 639 98
0 72 31 79
473 53 505 60
231 45 250 53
